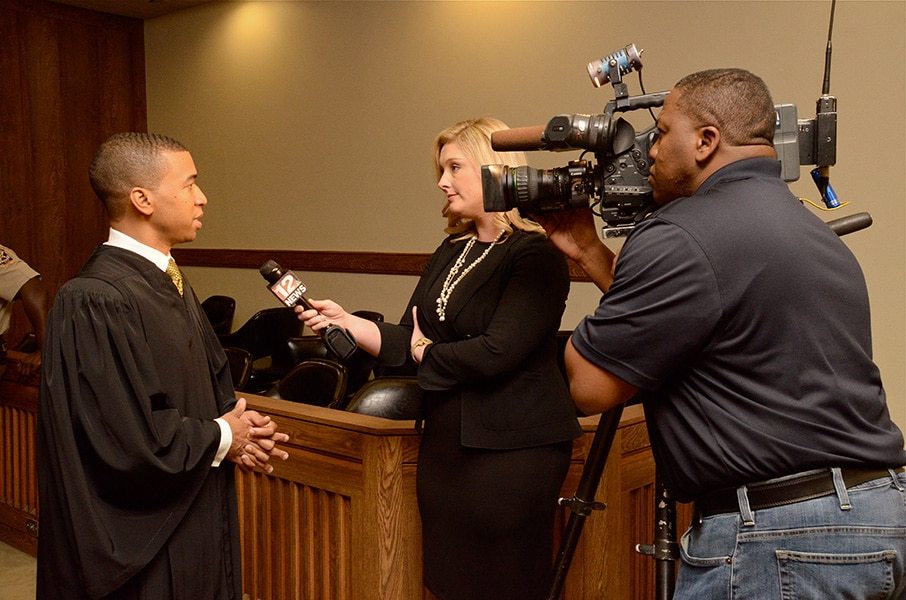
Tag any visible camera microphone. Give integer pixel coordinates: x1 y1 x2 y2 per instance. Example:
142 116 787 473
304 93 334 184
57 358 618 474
259 260 358 360
490 125 547 151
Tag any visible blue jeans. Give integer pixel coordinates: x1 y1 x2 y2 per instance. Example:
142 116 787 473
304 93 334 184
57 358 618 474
675 469 906 599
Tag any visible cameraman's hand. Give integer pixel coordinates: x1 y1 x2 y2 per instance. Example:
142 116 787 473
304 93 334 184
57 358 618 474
534 208 617 293
534 208 599 261
295 298 348 333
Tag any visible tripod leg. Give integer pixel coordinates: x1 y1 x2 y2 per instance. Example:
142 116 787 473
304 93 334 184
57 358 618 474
656 482 678 599
547 405 624 600
641 479 678 600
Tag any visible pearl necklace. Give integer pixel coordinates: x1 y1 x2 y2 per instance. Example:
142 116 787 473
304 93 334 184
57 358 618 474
436 230 505 322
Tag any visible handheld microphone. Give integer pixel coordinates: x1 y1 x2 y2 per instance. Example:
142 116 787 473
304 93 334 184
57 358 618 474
259 260 358 360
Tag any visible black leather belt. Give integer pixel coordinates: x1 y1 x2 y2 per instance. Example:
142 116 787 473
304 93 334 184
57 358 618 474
696 467 904 518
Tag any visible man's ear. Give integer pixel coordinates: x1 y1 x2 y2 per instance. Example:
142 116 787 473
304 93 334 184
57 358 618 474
696 126 720 163
129 187 154 216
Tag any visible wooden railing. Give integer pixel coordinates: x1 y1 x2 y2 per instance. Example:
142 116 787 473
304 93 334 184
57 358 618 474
236 396 423 600
238 395 692 599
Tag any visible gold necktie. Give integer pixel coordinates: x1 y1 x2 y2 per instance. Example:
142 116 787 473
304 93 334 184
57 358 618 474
166 258 184 296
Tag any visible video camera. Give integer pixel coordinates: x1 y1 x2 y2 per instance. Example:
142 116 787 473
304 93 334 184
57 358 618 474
481 43 839 238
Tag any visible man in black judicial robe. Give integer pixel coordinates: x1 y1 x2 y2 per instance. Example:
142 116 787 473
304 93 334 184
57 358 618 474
36 133 288 599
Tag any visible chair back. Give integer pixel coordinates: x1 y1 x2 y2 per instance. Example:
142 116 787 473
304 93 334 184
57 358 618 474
345 376 423 420
219 307 304 392
222 346 253 391
219 307 302 360
201 295 236 336
284 335 330 364
274 358 348 409
284 334 374 399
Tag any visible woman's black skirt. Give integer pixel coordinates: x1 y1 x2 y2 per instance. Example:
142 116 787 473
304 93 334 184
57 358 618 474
417 392 572 600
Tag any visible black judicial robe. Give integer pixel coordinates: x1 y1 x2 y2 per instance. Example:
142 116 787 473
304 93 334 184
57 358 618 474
36 245 241 600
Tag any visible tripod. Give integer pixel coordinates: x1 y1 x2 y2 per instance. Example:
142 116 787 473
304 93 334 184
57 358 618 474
548 403 679 600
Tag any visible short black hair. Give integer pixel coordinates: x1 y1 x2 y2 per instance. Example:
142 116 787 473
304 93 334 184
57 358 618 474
673 68 775 147
89 133 188 214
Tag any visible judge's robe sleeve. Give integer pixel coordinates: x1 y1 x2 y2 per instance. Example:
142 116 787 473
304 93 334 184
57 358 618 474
37 280 228 597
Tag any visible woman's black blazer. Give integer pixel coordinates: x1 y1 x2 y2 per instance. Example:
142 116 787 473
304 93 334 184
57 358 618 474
376 230 582 450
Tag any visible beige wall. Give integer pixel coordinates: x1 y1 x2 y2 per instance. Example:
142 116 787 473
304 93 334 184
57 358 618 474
145 0 905 429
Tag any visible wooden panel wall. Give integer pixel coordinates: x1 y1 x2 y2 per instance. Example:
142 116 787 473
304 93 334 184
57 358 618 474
0 0 146 346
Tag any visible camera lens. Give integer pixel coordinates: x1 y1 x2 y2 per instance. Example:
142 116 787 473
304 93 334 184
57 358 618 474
482 164 591 213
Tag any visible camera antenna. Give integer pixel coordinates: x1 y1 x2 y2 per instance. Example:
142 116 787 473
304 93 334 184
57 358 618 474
822 0 836 96
811 0 839 208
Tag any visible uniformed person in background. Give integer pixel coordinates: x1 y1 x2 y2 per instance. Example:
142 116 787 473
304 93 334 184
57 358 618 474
0 243 47 379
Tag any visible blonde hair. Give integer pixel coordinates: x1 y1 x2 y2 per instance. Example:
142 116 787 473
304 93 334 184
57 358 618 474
432 117 546 240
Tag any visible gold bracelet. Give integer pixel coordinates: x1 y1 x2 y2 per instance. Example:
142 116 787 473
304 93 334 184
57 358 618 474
410 337 433 362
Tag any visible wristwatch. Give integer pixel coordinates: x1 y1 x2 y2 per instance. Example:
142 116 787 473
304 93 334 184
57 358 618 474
410 337 433 362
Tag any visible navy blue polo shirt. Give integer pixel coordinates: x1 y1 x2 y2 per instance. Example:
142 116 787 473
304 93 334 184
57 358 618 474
572 157 906 501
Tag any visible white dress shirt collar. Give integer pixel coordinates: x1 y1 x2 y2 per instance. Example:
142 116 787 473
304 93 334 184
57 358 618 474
104 229 172 272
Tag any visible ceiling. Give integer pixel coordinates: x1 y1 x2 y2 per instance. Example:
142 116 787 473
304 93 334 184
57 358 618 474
50 0 215 20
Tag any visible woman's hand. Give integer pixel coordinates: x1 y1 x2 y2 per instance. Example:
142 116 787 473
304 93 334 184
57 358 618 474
294 298 348 333
294 298 383 356
409 306 432 364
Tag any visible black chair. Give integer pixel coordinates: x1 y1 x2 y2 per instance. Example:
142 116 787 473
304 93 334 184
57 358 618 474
218 307 303 393
201 295 236 336
222 346 253 391
285 331 375 400
344 376 423 420
284 335 330 364
269 358 348 409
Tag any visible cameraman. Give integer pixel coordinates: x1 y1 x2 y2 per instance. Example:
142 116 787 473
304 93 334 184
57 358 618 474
539 68 906 599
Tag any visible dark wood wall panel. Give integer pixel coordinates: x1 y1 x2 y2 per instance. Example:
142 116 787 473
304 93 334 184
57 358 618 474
0 0 146 346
